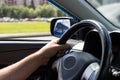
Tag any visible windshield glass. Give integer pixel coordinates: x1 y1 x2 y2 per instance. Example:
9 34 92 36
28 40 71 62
87 0 120 28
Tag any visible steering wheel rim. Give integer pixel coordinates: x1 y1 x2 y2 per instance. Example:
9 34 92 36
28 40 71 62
54 19 112 80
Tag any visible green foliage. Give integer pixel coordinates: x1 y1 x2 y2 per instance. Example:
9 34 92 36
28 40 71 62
1 5 9 17
20 7 30 18
0 4 67 18
28 8 35 18
35 4 57 18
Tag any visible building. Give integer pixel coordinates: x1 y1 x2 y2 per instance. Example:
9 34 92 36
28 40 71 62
0 0 5 5
16 0 24 6
5 0 16 6
25 0 48 7
0 0 48 7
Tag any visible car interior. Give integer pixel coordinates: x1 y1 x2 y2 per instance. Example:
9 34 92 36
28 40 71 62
0 0 120 80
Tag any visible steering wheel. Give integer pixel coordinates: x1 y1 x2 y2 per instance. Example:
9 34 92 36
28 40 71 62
51 20 112 80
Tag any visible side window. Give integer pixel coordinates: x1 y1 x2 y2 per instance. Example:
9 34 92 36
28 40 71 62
0 0 67 38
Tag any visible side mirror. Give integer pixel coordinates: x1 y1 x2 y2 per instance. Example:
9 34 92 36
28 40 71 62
50 17 77 37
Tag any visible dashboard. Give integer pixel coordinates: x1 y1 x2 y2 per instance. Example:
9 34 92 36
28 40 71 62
82 30 120 79
1 29 120 80
110 31 120 69
82 30 120 68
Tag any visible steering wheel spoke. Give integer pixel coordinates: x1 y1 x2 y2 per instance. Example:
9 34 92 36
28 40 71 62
57 51 99 80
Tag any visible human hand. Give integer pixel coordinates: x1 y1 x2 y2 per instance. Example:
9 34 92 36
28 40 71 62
36 39 71 64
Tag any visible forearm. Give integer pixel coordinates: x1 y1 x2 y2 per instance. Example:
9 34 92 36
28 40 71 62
0 51 44 80
0 39 70 80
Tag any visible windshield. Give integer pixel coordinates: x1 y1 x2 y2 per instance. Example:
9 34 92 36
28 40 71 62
87 0 120 28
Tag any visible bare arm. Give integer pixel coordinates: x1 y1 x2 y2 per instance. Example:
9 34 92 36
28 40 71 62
0 39 71 80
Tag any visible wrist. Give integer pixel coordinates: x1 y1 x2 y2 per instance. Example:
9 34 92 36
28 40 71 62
34 50 50 65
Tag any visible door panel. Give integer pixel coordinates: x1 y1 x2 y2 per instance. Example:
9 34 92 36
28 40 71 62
0 40 49 67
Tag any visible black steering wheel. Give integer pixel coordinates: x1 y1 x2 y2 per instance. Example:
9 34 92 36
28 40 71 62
51 20 112 80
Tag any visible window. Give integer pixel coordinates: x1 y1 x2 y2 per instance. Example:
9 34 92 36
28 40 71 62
87 0 120 28
0 0 66 38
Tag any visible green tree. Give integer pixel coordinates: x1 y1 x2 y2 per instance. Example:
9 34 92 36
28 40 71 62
10 7 21 18
35 4 57 18
28 8 35 18
1 4 8 17
20 7 30 18
0 4 67 18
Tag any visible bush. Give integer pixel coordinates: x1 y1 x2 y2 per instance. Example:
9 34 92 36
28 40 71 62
35 4 57 18
0 4 67 18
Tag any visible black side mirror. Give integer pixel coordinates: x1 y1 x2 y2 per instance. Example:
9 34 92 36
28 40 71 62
50 17 77 38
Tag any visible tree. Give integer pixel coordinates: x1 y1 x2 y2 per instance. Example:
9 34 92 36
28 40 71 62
0 8 3 17
29 0 35 9
1 3 8 17
24 0 27 7
37 4 57 18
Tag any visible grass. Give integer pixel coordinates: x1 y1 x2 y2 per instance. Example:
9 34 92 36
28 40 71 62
0 22 50 34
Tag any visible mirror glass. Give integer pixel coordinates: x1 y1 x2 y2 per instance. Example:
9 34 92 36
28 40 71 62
54 19 71 37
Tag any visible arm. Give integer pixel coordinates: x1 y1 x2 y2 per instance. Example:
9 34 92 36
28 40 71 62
0 39 71 80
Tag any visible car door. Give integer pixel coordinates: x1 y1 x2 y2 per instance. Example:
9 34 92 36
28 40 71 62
0 36 53 68
0 2 57 69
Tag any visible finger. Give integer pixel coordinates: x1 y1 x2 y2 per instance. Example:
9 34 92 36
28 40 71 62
59 44 71 50
56 45 71 57
56 51 64 57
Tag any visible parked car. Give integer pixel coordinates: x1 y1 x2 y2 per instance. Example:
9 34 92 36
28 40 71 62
0 0 120 80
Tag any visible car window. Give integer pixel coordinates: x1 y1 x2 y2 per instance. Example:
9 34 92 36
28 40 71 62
0 0 67 38
87 0 120 28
